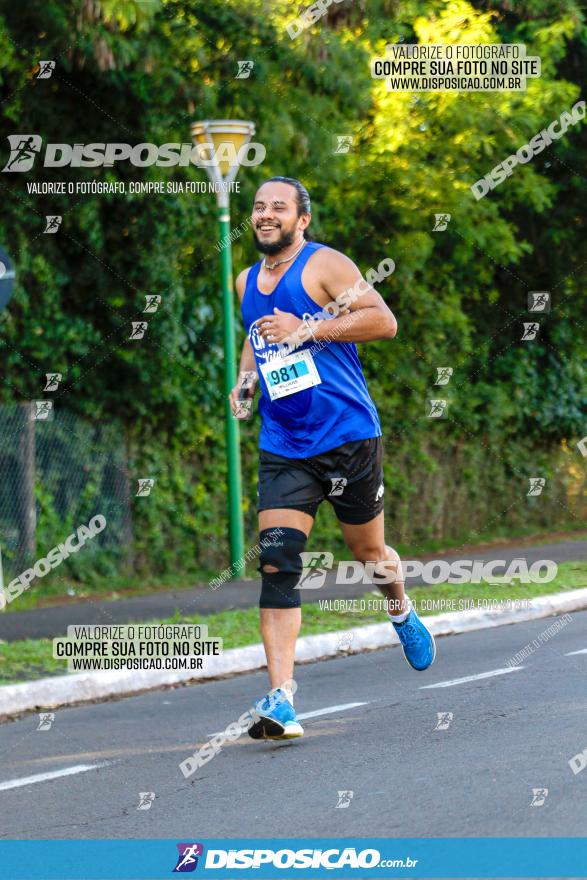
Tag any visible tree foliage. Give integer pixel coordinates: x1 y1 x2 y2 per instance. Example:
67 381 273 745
0 0 585 572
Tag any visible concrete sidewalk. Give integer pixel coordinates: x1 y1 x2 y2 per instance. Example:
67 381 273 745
0 535 585 643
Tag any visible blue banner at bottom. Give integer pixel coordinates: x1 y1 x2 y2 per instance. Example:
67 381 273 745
0 838 585 879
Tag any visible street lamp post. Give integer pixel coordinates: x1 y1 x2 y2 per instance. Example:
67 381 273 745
0 246 16 611
190 120 255 578
0 246 15 311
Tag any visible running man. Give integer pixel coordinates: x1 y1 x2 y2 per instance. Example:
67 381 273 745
229 177 435 740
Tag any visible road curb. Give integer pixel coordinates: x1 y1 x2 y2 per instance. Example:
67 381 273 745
1 588 586 720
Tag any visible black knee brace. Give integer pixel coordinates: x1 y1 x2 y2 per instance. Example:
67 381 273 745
258 527 307 609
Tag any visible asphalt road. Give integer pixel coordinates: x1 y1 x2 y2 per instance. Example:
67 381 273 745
1 536 586 642
0 610 586 839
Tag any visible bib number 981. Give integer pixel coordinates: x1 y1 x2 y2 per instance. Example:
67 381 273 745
259 349 321 401
267 362 307 387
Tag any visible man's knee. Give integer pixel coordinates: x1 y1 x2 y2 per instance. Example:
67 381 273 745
351 543 388 564
258 527 308 609
376 547 403 584
351 545 403 585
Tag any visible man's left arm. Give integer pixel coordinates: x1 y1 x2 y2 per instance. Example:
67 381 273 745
312 250 397 343
256 249 397 346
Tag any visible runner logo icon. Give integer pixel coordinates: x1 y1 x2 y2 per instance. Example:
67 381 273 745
297 551 334 589
173 843 204 872
3 135 42 172
530 788 549 806
335 790 354 808
329 477 347 496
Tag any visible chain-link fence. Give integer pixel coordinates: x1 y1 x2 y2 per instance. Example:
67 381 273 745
0 403 132 584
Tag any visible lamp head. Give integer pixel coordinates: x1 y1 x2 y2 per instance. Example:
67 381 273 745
190 119 255 180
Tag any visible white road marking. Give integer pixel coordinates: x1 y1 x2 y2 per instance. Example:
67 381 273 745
419 667 525 689
0 763 108 792
565 648 587 656
208 701 368 737
297 701 367 721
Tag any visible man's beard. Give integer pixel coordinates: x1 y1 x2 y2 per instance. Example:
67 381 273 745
252 225 297 255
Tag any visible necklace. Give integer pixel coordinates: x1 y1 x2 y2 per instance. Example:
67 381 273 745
263 240 306 270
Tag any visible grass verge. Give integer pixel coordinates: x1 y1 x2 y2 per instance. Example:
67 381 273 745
4 526 587 613
1 562 586 686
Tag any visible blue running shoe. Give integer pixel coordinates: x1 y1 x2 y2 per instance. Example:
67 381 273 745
247 688 304 740
392 606 436 671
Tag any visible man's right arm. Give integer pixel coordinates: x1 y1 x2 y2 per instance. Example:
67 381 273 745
238 336 256 373
229 268 258 415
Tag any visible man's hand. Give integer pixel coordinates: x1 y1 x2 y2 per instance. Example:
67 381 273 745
229 370 258 416
256 308 305 344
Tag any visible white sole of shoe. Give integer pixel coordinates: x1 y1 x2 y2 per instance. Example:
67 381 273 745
400 627 437 671
266 722 304 740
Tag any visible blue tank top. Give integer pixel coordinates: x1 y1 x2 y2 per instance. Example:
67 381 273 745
241 241 381 458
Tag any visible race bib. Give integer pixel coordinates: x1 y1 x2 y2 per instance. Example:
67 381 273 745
259 349 321 401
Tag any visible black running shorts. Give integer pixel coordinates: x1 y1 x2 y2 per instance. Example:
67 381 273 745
257 437 384 525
